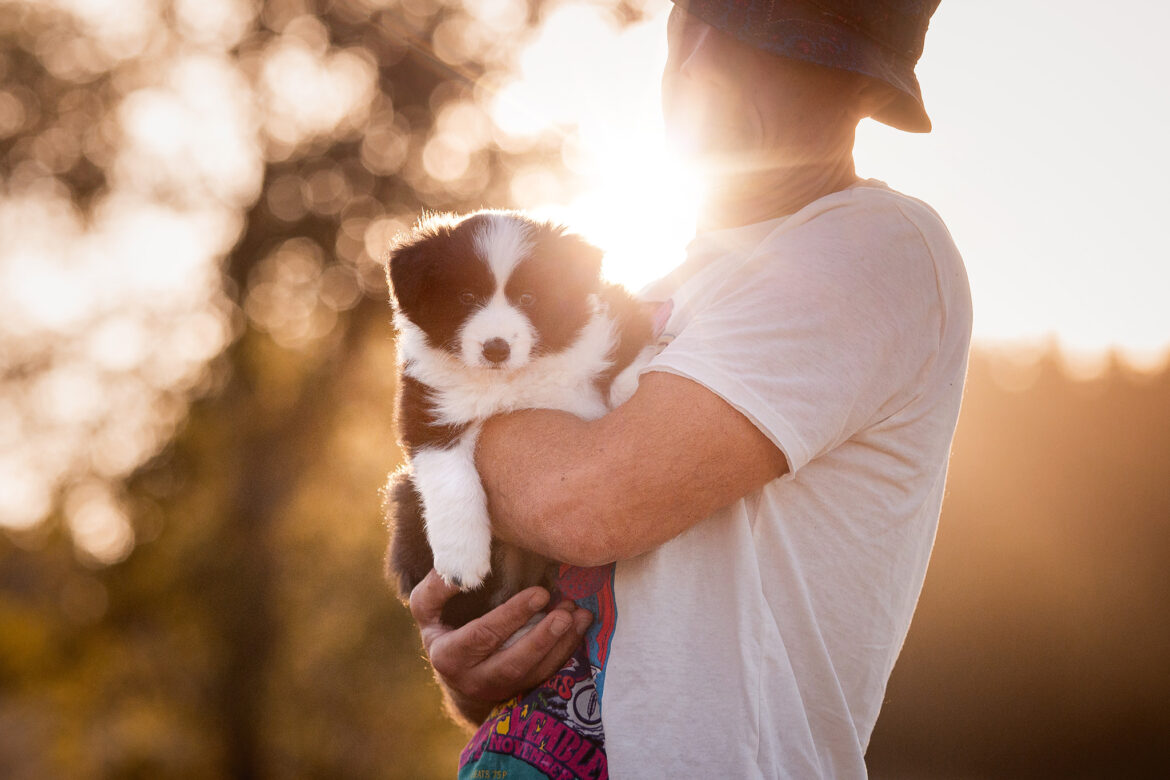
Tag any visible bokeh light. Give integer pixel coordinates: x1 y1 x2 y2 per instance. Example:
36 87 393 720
487 1 701 291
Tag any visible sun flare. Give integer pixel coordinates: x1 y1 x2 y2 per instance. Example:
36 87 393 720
538 147 703 293
490 2 701 293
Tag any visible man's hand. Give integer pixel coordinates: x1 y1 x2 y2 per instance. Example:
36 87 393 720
410 569 593 727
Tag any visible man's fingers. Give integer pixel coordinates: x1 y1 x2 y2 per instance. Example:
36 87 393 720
431 585 553 673
516 607 594 690
412 577 595 707
409 569 460 628
479 603 593 692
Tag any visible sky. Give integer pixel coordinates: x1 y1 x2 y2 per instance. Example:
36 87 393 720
496 0 1170 373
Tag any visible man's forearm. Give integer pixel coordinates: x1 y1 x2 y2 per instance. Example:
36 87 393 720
476 408 608 565
474 372 790 567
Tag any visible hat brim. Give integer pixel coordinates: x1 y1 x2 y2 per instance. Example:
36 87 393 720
677 0 933 133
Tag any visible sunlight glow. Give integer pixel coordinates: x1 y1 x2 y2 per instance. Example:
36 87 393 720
546 148 702 293
501 0 1170 373
490 1 701 292
852 0 1170 374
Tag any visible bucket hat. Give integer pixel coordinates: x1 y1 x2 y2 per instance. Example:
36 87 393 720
671 0 941 132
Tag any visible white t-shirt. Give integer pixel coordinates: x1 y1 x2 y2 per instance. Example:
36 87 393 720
600 180 972 778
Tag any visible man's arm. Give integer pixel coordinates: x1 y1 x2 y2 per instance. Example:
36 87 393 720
420 370 786 718
477 370 789 566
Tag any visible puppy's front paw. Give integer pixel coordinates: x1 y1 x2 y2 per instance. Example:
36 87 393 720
432 536 492 591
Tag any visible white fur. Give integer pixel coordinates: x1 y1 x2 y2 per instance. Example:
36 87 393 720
500 613 544 649
396 303 619 589
410 429 493 589
473 213 531 283
458 293 538 370
397 298 616 425
609 344 658 408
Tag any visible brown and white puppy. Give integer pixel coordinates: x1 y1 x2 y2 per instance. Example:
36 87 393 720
383 210 653 626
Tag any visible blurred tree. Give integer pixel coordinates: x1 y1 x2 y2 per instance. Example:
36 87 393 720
0 0 576 776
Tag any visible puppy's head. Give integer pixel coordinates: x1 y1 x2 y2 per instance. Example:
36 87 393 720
387 211 603 371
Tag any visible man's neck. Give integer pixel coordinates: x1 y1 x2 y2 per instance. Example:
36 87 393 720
697 154 859 232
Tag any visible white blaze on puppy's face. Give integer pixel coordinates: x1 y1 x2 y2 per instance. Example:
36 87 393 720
456 214 539 370
473 212 531 281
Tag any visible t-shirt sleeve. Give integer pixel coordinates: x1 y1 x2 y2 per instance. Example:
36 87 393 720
642 202 944 476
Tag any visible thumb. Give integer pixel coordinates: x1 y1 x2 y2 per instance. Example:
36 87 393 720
409 569 460 629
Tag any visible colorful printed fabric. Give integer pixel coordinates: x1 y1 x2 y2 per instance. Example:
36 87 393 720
458 564 617 780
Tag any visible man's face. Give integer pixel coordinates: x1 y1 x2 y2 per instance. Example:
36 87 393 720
661 5 861 169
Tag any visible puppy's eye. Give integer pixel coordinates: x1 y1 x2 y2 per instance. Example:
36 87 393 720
518 292 536 306
459 291 477 305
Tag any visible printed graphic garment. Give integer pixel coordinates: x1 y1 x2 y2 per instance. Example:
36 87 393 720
458 565 617 780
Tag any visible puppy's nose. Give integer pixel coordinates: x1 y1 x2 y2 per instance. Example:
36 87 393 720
482 338 510 364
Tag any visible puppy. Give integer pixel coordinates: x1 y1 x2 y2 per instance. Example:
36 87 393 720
383 210 653 627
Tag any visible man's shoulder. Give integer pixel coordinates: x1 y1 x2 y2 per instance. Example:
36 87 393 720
748 182 962 286
784 181 950 242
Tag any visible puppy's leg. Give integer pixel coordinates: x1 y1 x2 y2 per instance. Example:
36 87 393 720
411 427 493 591
383 468 433 602
608 344 657 408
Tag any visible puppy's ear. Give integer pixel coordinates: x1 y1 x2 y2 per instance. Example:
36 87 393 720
558 232 605 290
386 235 429 312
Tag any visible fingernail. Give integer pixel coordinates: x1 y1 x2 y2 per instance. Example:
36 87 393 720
528 590 549 611
550 613 571 636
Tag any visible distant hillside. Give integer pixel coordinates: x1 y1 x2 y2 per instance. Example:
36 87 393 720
868 349 1170 777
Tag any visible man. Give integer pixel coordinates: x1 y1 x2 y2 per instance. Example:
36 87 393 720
408 0 970 776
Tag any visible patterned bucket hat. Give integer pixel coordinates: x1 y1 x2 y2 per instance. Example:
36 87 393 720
671 0 941 132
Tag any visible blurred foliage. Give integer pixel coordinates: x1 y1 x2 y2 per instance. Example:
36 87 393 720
0 0 572 775
1 0 1168 778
